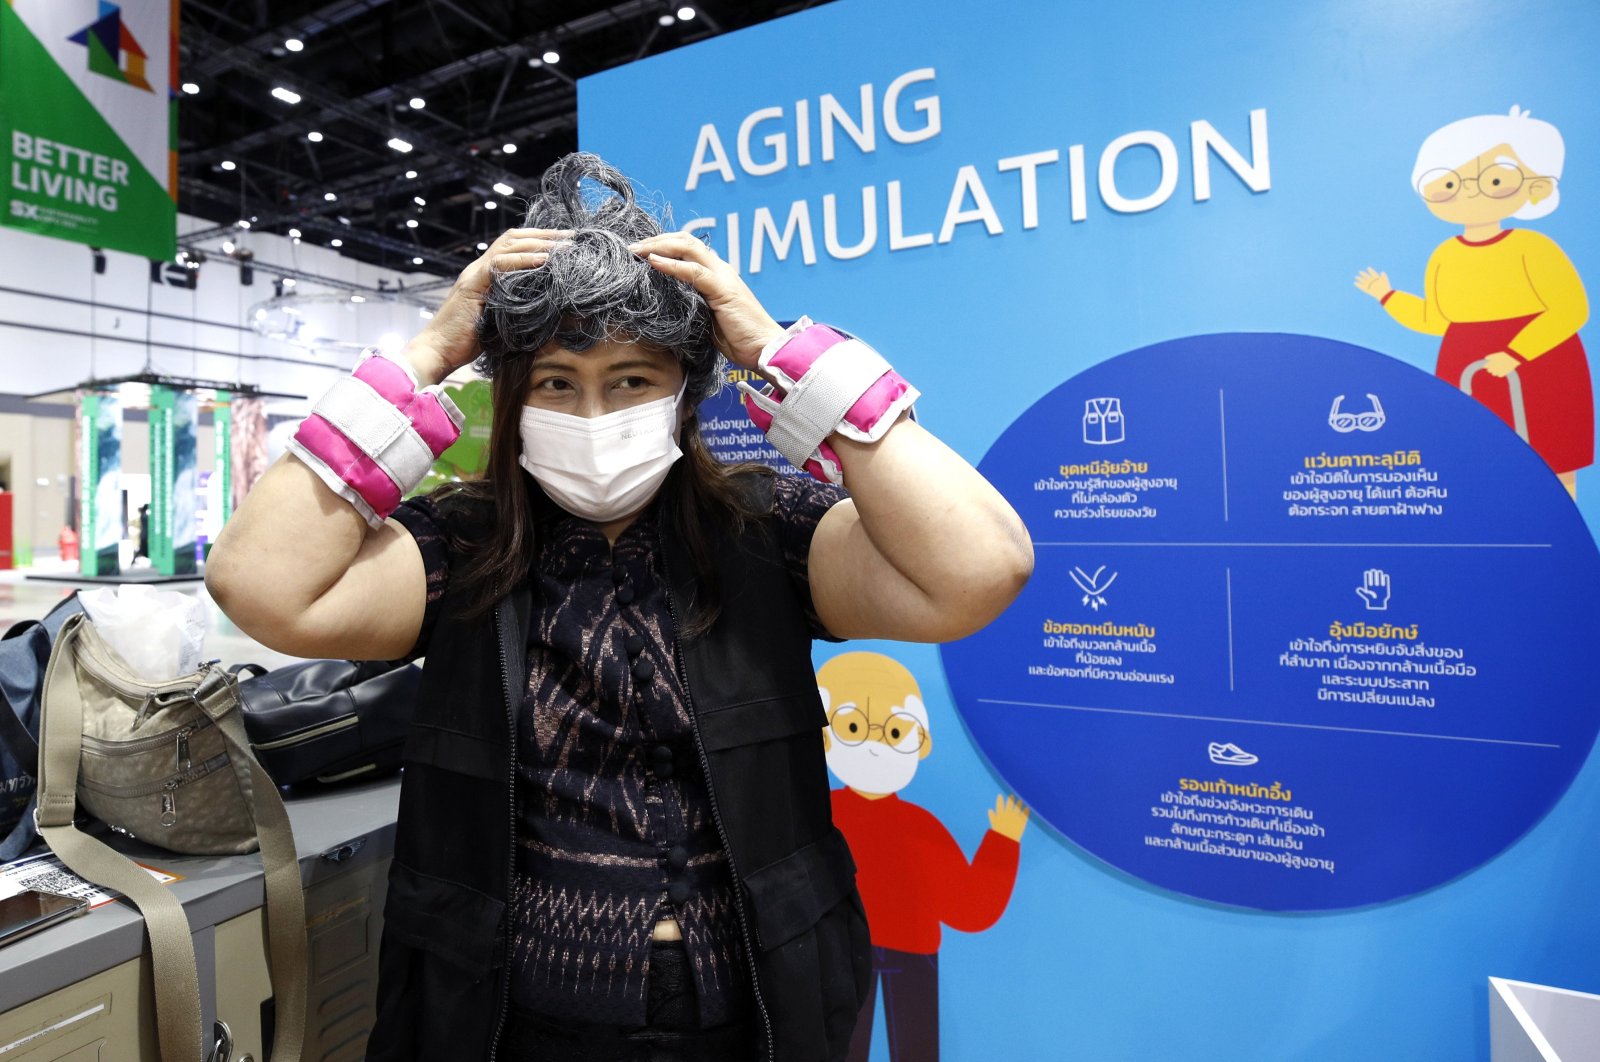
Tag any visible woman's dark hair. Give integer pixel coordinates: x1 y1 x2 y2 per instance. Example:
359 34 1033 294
431 152 769 631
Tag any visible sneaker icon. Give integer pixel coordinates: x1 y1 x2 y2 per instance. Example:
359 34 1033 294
1208 742 1259 766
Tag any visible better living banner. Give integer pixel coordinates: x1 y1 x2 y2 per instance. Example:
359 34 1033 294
0 0 176 259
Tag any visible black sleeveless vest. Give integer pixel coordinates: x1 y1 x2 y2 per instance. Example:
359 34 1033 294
365 476 870 1062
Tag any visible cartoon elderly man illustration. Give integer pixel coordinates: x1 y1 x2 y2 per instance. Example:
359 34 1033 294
1357 106 1590 497
820 651 1028 1062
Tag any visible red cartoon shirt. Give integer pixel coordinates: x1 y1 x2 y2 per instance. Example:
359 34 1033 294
831 788 1021 954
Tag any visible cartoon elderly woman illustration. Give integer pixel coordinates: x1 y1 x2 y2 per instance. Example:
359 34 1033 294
1356 107 1590 497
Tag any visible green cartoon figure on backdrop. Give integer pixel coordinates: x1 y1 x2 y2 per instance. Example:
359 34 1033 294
410 377 492 496
1356 106 1591 497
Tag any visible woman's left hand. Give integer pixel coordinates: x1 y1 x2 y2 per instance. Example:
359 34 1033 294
630 232 785 368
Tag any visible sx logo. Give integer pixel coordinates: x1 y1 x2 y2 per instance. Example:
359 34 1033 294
9 201 40 220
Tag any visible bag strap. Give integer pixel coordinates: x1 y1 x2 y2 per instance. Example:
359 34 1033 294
38 616 308 1062
193 669 307 1062
37 614 206 1062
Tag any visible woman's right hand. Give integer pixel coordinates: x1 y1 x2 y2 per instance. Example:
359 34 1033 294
403 228 573 385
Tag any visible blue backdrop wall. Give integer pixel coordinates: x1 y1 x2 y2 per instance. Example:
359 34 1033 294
579 1 1600 1057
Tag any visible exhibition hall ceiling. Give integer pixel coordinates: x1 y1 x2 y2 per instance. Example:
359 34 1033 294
177 0 825 274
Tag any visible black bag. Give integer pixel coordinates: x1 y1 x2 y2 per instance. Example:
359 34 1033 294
233 658 421 787
1 593 84 859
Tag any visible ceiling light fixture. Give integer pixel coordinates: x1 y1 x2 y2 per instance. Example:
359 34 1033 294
236 219 250 229
405 219 419 229
493 181 514 196
413 196 426 206
420 309 434 319
288 228 302 238
306 131 323 142
222 240 235 254
324 192 337 201
282 277 296 287
677 6 696 20
502 143 517 154
477 242 489 251
220 160 236 171
658 13 675 25
330 238 343 247
271 86 302 105
387 137 413 153
350 294 365 303
412 257 424 265
526 56 543 68
285 38 304 52
484 200 498 210
182 82 200 95
405 169 418 179
409 97 426 110
543 50 560 63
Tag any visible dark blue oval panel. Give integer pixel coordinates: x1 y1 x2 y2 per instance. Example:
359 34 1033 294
940 333 1600 910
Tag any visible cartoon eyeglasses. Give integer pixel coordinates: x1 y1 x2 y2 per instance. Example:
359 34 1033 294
1328 393 1386 433
827 705 927 753
1417 164 1548 203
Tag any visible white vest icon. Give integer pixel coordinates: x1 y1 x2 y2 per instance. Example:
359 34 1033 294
1083 397 1125 445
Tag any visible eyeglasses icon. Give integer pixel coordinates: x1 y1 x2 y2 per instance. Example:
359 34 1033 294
827 704 926 754
1329 393 1386 433
1417 164 1548 204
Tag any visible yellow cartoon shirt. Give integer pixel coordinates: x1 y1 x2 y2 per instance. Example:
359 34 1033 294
1383 229 1589 358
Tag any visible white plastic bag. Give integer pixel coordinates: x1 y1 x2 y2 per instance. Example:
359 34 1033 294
79 585 207 682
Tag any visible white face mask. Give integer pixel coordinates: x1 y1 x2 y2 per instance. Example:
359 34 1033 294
517 383 686 523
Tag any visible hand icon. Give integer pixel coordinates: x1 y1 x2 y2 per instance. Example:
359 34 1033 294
1355 569 1391 611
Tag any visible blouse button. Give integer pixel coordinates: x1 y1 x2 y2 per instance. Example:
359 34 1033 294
633 658 655 682
624 634 645 656
666 845 689 872
667 880 691 905
617 584 636 605
612 566 628 585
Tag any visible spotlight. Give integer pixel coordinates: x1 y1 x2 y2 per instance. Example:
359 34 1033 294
405 219 419 229
237 249 255 286
543 50 560 63
484 200 498 210
658 13 675 25
350 294 365 303
526 56 543 68
220 160 236 171
677 6 695 20
182 82 200 95
307 131 324 142
412 256 424 265
285 38 304 52
476 242 488 251
330 238 343 248
90 246 106 274
236 219 250 229
387 137 413 153
222 240 235 254
419 309 434 320
405 169 418 179
288 228 302 239
324 192 337 202
502 143 517 154
409 97 426 110
413 196 426 206
271 87 302 105
493 181 514 196
282 277 296 287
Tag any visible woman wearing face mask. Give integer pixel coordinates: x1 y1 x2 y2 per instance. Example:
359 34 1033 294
205 153 1033 1062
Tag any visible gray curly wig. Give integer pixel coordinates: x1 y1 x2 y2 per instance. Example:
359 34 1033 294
476 152 724 403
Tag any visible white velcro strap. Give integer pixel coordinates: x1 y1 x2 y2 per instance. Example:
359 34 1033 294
764 340 891 470
284 438 383 529
313 377 436 493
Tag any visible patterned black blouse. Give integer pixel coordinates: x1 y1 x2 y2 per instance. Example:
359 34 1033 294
392 473 846 1027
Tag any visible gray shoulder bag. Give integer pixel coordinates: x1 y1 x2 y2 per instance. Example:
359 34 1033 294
34 613 307 1062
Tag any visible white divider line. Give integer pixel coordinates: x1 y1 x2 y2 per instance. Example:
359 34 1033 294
1218 388 1231 523
975 698 1562 749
